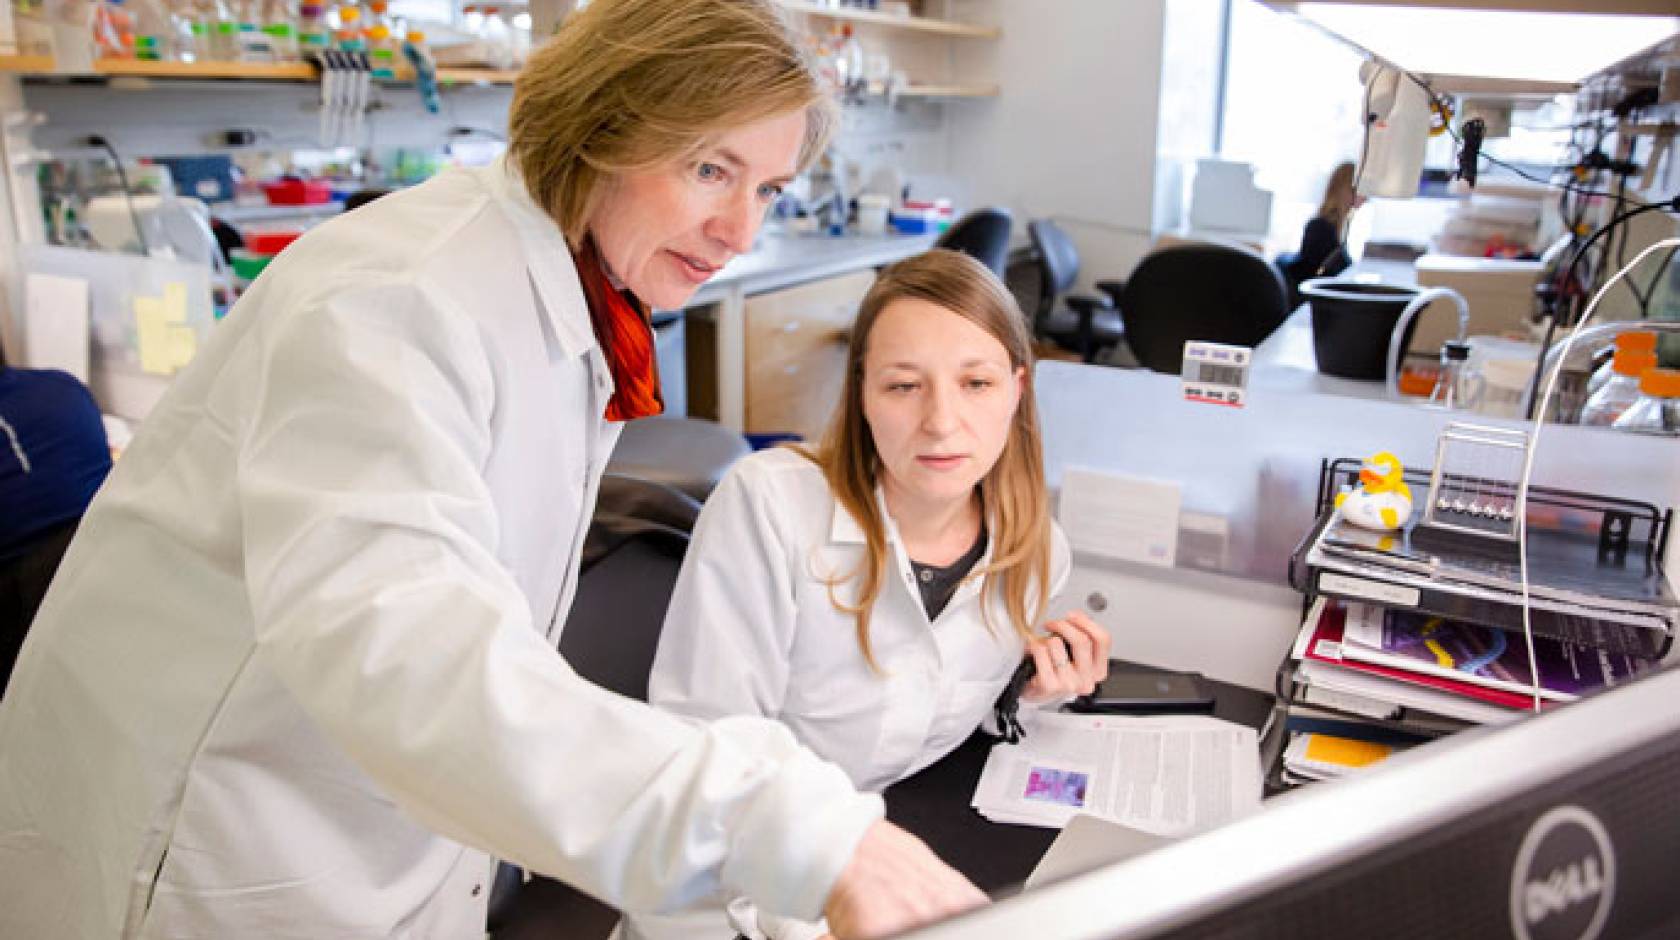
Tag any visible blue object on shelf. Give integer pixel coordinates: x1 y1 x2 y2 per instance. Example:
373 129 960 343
154 155 236 203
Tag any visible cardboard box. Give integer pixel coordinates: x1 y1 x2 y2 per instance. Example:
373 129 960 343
1411 254 1544 354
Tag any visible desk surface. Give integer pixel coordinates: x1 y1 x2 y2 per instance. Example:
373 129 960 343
882 667 1276 895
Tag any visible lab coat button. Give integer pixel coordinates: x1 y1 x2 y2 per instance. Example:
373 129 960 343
472 884 481 897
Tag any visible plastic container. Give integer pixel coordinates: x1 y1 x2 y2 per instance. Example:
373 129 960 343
1611 367 1680 436
1586 330 1657 398
242 229 302 254
1299 279 1422 381
261 178 333 205
1579 349 1657 426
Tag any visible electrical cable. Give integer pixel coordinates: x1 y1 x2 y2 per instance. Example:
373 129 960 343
1523 197 1680 419
1514 237 1680 713
89 135 150 255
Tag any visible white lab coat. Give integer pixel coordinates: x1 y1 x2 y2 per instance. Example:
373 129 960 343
0 160 881 939
630 447 1070 940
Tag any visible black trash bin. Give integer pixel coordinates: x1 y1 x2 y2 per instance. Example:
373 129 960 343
1300 278 1421 381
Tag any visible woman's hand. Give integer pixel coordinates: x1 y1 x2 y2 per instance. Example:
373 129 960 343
1022 611 1110 704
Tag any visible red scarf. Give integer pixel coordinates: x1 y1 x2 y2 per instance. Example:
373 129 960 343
572 237 664 422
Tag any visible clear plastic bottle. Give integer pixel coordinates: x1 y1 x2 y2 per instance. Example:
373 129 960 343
295 1 327 56
262 0 297 61
837 24 863 98
1611 367 1680 436
206 0 239 59
334 1 362 51
1586 329 1657 399
1580 348 1657 426
363 0 395 75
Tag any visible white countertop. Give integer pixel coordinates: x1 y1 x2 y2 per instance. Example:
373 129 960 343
686 229 937 305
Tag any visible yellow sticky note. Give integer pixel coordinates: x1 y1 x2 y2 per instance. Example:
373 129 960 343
1303 734 1392 769
167 325 197 369
161 281 188 322
136 301 173 375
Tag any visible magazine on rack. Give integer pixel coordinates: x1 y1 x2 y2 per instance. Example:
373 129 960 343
1303 542 1673 658
1313 514 1680 621
1338 601 1658 704
1292 597 1533 722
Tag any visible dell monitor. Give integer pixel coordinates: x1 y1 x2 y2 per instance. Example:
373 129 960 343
903 662 1680 940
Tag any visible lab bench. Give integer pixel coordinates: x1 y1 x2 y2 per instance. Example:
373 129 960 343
677 230 936 436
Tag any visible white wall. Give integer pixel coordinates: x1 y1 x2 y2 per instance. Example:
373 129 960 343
945 0 1169 290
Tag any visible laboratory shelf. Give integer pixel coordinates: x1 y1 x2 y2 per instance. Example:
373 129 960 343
776 1 1000 39
0 55 517 85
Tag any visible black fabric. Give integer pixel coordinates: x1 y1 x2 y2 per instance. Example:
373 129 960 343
1104 242 1290 375
909 525 987 621
0 519 77 697
1280 216 1351 307
934 207 1014 277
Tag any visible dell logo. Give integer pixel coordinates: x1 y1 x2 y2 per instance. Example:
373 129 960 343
1510 806 1616 940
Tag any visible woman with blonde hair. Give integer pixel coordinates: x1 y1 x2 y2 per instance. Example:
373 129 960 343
0 1 981 937
1282 160 1364 303
639 249 1111 940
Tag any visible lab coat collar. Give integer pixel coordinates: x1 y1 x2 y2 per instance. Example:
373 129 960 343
828 487 997 575
482 156 596 362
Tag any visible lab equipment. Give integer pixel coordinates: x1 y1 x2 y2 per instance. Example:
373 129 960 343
1354 60 1432 199
1411 422 1527 561
1586 329 1657 399
1610 367 1680 437
1179 340 1251 409
1579 348 1656 426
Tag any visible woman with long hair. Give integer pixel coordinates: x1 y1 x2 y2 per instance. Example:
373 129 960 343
639 249 1111 940
1282 160 1364 303
0 1 982 936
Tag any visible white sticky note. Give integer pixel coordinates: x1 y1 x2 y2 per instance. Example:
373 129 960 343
1058 467 1181 567
24 272 91 381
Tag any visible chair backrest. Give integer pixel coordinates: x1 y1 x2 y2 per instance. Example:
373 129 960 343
935 207 1014 276
1027 219 1080 299
558 474 700 702
1117 242 1290 375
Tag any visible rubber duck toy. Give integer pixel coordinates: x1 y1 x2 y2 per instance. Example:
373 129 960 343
1335 451 1413 532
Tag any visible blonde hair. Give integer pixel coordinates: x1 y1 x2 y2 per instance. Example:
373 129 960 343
1318 161 1358 235
798 249 1054 671
508 0 837 240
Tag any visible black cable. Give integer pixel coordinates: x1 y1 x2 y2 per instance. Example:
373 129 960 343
1399 71 1658 205
88 135 150 255
1522 198 1680 420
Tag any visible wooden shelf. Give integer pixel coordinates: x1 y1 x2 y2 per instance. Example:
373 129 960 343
777 0 999 39
0 55 519 84
899 82 998 98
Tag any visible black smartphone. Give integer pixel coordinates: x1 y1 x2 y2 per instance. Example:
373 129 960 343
1070 668 1216 714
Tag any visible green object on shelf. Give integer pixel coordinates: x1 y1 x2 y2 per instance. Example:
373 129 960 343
229 249 272 282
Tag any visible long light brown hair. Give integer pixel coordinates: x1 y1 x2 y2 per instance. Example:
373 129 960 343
1318 161 1359 235
507 0 837 240
800 249 1054 670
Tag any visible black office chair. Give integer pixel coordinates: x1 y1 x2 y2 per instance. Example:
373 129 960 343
934 207 1013 277
1096 242 1290 375
1025 219 1125 363
605 414 750 503
488 474 701 939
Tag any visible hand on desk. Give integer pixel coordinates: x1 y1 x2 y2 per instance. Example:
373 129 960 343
1023 611 1111 704
823 819 987 939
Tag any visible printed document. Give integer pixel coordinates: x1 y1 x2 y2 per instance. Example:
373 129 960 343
972 712 1261 835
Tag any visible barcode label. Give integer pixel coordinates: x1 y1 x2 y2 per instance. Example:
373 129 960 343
1196 363 1246 386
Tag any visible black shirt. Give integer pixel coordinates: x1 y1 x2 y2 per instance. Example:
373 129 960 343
909 525 988 621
